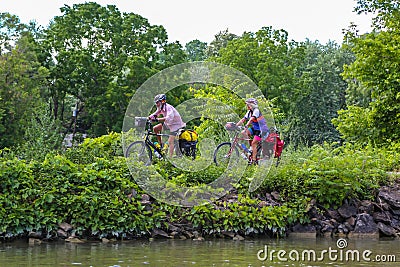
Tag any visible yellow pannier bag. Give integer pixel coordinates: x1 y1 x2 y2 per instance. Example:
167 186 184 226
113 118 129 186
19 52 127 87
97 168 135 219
179 129 198 142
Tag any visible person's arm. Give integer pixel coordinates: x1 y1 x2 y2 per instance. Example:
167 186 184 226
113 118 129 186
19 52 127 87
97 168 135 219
238 111 250 126
245 116 256 127
148 109 161 121
236 118 246 126
157 116 166 122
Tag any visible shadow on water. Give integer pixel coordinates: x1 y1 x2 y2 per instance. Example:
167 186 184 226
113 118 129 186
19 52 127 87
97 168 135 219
0 237 399 266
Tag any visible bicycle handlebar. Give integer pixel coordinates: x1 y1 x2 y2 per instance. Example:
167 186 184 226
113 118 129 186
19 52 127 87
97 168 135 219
225 122 244 132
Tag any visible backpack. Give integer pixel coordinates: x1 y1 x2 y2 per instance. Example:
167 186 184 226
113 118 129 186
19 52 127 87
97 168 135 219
275 135 284 158
265 132 284 158
179 129 198 142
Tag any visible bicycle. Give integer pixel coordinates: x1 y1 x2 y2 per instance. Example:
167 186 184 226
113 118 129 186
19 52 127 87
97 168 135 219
213 122 275 167
125 117 196 165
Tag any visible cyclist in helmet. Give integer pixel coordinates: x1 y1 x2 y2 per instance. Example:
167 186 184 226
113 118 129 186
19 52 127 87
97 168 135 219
148 94 186 157
236 98 269 164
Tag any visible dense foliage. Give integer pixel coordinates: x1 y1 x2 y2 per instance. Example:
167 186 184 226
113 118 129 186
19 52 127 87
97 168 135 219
333 0 400 145
1 133 397 240
1 0 400 241
1 0 398 149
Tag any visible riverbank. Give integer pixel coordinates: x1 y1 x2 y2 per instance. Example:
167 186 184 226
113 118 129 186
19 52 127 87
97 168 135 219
1 134 399 244
290 177 400 239
21 178 400 245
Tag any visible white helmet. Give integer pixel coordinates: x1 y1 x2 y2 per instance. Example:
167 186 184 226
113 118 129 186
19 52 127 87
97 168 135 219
245 98 258 108
154 94 166 103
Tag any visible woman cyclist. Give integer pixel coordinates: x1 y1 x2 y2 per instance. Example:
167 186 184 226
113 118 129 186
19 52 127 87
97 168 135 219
236 98 269 165
148 94 186 157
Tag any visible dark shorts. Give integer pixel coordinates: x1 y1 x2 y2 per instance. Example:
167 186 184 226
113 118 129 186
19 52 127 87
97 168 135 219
162 123 181 136
247 127 261 137
248 127 270 141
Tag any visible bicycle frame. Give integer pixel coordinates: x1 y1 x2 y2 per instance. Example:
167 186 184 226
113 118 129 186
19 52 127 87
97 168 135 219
230 132 250 154
214 123 280 166
141 120 169 158
221 127 266 162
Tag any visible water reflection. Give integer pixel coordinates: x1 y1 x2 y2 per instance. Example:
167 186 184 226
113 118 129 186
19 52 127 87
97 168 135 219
0 237 398 266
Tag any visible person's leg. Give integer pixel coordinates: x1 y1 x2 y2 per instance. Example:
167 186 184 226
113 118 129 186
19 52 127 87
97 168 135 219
239 129 252 154
168 135 175 157
241 129 248 139
242 128 252 147
251 137 261 162
153 123 163 144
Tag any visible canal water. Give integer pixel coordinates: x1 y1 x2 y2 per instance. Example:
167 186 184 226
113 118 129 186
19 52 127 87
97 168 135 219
0 237 399 266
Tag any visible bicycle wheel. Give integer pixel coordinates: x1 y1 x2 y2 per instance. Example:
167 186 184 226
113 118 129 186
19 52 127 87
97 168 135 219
213 142 239 166
125 141 152 166
179 140 197 160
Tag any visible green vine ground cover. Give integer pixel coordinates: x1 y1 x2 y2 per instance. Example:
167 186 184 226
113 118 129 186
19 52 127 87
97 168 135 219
0 133 399 240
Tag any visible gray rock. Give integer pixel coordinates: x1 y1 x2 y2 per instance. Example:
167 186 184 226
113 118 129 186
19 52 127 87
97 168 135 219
390 208 400 218
377 222 397 237
353 213 378 234
167 223 180 232
358 200 374 214
271 191 280 201
373 211 392 224
338 204 358 219
378 187 400 209
346 216 356 227
337 224 349 234
233 234 244 241
28 231 42 238
141 194 151 201
57 229 68 238
291 223 316 233
151 228 169 238
327 209 343 222
344 221 354 232
321 220 334 234
59 222 73 232
221 231 235 238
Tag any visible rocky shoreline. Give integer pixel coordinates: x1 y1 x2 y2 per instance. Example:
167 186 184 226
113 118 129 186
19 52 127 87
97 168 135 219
24 179 400 244
290 179 400 239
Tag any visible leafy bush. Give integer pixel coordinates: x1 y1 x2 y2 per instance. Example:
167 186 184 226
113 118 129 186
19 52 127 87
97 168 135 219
257 143 395 208
1 132 398 240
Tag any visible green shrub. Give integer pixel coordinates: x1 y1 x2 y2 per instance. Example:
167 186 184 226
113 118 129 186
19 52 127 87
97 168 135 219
257 143 395 208
1 132 398 239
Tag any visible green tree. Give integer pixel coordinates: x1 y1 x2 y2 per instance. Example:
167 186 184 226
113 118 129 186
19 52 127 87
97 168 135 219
214 27 294 113
185 39 207 61
156 41 187 68
206 29 238 58
0 14 48 148
17 104 64 161
41 2 177 136
286 41 353 147
335 0 400 145
210 26 353 147
0 13 26 55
